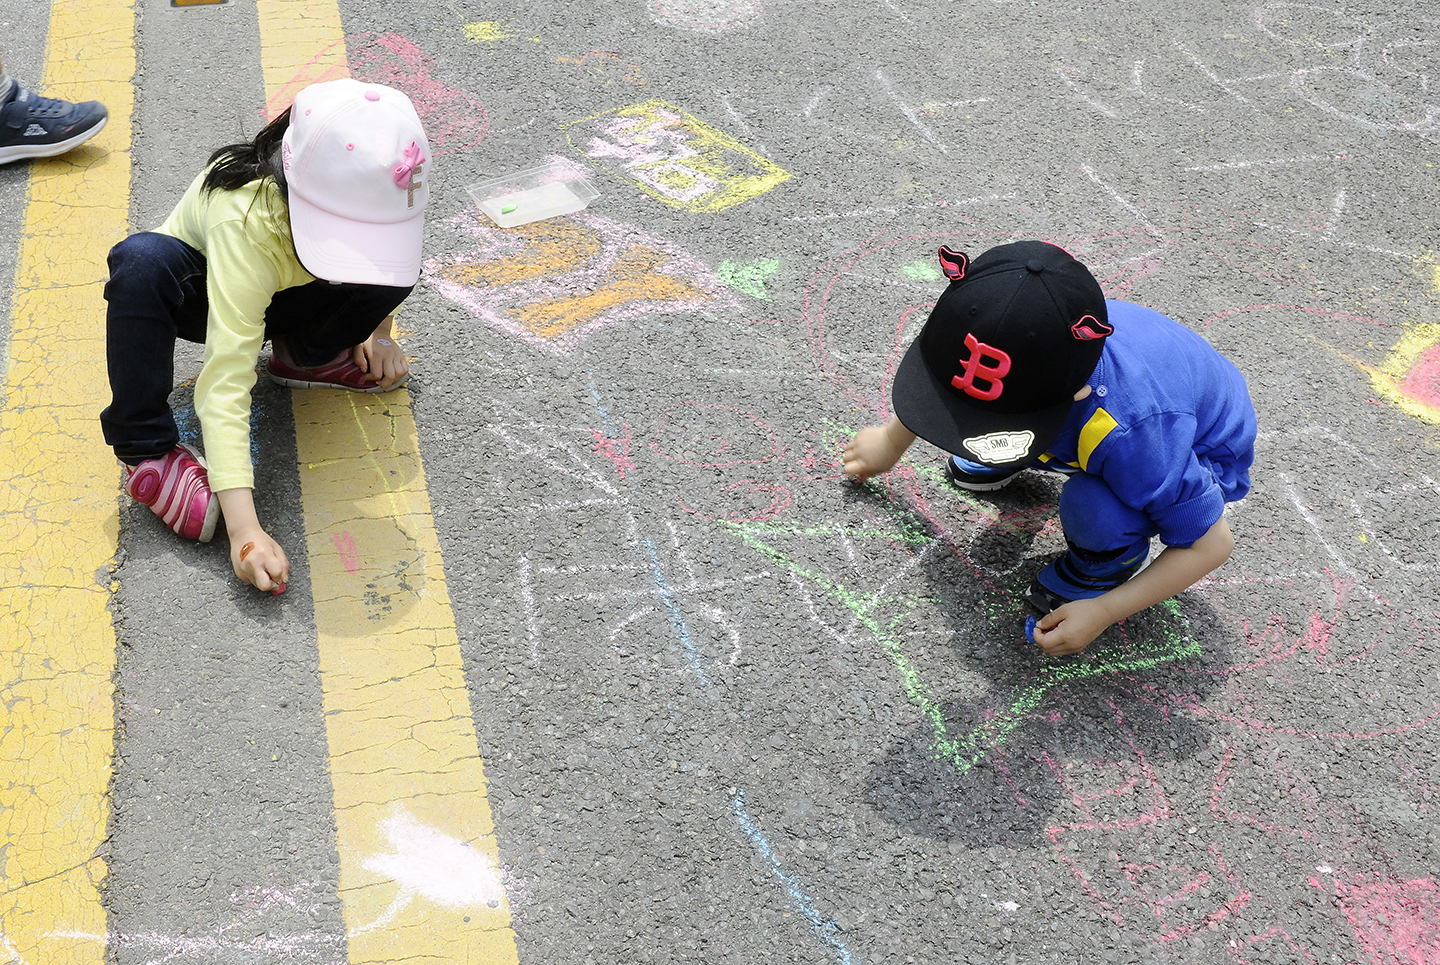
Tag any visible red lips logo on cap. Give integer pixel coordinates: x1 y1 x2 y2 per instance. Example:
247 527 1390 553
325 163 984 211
1070 315 1112 341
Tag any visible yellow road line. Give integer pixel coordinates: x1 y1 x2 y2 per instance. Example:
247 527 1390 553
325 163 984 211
256 3 518 961
0 0 134 962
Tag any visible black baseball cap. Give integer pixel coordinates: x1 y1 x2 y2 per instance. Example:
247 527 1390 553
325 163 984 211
892 240 1111 466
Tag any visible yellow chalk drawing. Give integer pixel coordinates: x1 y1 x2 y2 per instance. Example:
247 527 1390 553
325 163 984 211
463 19 515 44
1357 258 1440 425
565 98 790 212
1359 322 1440 424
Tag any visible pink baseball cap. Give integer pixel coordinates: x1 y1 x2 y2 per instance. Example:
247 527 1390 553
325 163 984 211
281 79 431 286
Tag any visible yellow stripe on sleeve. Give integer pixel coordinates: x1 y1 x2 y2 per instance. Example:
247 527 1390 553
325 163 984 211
1077 408 1120 471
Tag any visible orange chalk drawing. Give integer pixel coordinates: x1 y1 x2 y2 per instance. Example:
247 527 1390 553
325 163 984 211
425 202 736 352
565 99 790 212
557 50 647 87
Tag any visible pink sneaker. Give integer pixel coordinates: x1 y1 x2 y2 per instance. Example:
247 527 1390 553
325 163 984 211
266 348 404 393
125 444 220 542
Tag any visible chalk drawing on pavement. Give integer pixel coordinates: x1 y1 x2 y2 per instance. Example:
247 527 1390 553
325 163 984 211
557 50 647 87
425 201 736 353
461 19 516 45
1252 3 1440 135
646 0 761 34
1333 875 1440 964
565 99 790 212
353 808 507 935
1051 7 1438 136
1361 321 1440 424
267 33 489 153
717 257 779 299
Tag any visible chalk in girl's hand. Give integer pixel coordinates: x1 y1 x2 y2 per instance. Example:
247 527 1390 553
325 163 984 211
239 541 256 562
500 203 518 214
272 582 286 596
1025 615 1038 643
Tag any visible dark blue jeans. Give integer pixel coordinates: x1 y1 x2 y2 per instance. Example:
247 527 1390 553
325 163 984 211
99 231 412 464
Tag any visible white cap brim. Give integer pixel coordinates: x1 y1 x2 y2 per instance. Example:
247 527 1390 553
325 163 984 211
288 190 424 287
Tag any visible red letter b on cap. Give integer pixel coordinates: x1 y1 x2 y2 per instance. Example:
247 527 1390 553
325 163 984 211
952 333 1010 401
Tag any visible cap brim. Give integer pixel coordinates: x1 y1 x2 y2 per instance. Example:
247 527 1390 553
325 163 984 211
288 191 424 287
891 336 1073 466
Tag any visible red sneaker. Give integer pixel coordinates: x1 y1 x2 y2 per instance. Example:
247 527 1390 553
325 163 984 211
125 444 220 542
266 348 404 393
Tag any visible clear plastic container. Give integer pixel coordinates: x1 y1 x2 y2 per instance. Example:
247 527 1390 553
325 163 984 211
466 160 600 228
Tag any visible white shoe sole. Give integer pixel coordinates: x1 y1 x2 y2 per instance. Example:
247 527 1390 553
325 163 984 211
0 116 107 164
177 443 221 544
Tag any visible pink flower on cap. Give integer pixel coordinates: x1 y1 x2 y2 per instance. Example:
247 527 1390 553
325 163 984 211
281 79 431 287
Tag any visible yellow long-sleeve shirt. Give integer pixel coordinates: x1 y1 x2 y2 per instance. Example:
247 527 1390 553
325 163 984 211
155 171 316 492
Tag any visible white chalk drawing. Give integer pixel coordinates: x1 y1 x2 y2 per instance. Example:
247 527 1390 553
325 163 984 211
354 809 507 935
1053 5 1438 135
45 882 345 965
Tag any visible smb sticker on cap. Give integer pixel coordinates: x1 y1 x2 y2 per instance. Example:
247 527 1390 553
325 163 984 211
963 431 1035 464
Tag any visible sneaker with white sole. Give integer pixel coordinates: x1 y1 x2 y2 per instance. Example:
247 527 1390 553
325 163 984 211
266 347 404 393
125 444 220 542
944 454 1022 492
0 82 108 164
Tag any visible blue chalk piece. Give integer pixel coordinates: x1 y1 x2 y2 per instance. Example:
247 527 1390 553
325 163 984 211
1024 615 1038 643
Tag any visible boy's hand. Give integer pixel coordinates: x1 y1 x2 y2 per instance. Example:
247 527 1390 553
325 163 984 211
353 332 409 389
1032 598 1112 656
843 419 916 480
229 528 290 594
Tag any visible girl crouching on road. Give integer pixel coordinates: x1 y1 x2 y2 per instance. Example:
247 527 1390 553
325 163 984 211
100 79 429 593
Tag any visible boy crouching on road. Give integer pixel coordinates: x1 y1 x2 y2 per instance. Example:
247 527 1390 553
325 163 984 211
843 241 1256 656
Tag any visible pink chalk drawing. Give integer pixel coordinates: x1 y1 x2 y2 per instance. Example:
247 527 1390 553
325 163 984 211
266 33 489 154
646 0 761 33
333 530 361 575
590 425 635 480
564 100 789 212
424 202 737 353
1336 876 1440 964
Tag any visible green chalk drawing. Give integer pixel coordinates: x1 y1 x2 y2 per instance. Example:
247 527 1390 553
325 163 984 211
718 258 780 300
900 258 941 282
726 498 1200 776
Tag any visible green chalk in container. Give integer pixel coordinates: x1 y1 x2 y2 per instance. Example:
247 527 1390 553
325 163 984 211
501 203 518 214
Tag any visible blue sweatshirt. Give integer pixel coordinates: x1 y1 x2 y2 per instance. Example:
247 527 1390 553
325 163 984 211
1037 300 1257 548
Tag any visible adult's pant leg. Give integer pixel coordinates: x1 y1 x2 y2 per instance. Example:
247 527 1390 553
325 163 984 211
99 232 209 464
264 281 413 366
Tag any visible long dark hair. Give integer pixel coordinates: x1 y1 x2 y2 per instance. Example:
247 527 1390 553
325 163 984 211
201 108 291 196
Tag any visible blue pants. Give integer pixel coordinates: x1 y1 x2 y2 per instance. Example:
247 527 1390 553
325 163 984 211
1055 472 1159 583
99 231 411 464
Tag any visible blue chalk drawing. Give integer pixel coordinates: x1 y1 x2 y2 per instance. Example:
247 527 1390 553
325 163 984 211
732 789 855 965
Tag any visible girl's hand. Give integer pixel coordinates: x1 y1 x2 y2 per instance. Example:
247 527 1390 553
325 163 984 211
230 529 290 594
353 331 409 389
